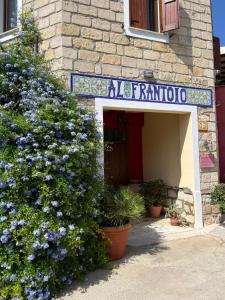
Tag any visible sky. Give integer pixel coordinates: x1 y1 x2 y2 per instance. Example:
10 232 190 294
212 0 225 46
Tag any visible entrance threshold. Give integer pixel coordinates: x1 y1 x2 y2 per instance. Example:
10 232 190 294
128 218 218 248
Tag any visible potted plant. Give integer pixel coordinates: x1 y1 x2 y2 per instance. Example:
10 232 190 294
99 186 144 260
165 204 182 226
140 179 167 218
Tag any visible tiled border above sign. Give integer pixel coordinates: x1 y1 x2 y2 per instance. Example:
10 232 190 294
70 73 213 108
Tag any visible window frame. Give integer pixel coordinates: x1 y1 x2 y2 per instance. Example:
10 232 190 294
0 0 22 43
124 0 169 44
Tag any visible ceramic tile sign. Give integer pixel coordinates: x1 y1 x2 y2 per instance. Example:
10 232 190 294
200 153 215 168
198 120 208 131
71 73 213 107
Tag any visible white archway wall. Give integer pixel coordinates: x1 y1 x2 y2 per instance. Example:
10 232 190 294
95 98 203 228
142 112 182 186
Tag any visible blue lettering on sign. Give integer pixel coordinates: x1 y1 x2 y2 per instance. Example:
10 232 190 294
71 74 213 108
108 81 188 104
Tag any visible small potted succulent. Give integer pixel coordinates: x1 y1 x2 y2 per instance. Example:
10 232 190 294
165 204 182 226
99 186 144 260
140 179 167 218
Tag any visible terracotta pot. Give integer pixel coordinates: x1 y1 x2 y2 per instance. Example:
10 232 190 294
101 223 131 260
170 218 178 226
149 206 162 218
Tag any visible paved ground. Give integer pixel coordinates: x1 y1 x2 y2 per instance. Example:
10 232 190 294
58 224 225 300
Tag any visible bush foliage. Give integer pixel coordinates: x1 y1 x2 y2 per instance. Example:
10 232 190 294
99 186 144 227
211 183 225 213
0 15 107 300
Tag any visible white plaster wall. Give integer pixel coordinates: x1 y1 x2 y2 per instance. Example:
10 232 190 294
179 114 195 192
142 113 181 186
142 112 195 195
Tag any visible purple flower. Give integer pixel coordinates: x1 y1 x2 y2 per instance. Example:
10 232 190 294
45 175 53 181
34 199 42 206
59 227 66 236
21 176 29 182
18 220 25 226
5 163 14 170
17 158 25 163
51 201 59 208
43 275 49 282
60 276 67 282
60 248 68 256
33 229 41 236
6 202 13 209
32 241 41 250
0 183 8 189
0 52 10 57
62 155 69 162
9 208 17 215
0 216 7 223
69 225 75 230
57 211 63 218
44 232 56 242
45 161 51 167
81 134 87 141
43 207 50 213
27 254 35 261
42 242 49 249
0 235 9 243
9 274 17 282
51 252 59 260
1 262 11 269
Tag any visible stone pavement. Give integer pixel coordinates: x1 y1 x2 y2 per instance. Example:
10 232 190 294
58 223 225 300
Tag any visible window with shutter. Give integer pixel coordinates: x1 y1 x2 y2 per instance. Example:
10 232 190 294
161 0 180 32
128 0 179 36
0 0 18 34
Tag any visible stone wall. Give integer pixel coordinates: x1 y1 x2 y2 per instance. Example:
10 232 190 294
167 186 195 226
23 0 215 88
21 0 220 225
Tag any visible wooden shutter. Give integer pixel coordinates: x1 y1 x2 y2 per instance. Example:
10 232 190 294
213 36 221 71
161 0 180 32
129 0 148 30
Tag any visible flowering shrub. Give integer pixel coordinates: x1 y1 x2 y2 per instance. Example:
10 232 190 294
0 15 107 300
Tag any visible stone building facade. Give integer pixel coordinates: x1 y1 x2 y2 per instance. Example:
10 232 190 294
5 0 220 226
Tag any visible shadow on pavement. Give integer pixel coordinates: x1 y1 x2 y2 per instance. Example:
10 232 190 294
58 226 168 298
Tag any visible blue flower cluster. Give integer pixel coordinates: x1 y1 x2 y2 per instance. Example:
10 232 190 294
0 13 106 300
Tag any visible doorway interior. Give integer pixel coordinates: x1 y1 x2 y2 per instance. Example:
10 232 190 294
103 109 195 191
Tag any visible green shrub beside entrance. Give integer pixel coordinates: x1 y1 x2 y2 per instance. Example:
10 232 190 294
0 15 107 300
211 183 225 213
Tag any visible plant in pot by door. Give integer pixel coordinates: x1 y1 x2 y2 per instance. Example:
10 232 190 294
165 204 182 226
141 179 167 218
99 186 144 260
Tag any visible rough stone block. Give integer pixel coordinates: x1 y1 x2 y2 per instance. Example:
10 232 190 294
72 14 92 27
124 47 142 58
81 28 102 40
73 38 95 50
79 50 99 62
167 189 178 199
61 23 80 36
96 42 117 54
101 54 121 65
102 64 121 76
